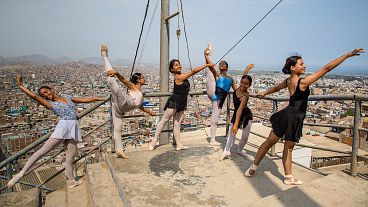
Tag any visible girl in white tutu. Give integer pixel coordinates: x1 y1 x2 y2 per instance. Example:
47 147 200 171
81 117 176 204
7 75 104 189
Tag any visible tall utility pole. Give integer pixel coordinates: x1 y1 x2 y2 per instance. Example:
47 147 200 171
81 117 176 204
159 0 170 145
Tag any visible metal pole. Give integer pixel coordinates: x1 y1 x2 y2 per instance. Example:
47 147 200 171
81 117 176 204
159 0 170 145
270 100 277 156
225 93 231 137
350 97 361 176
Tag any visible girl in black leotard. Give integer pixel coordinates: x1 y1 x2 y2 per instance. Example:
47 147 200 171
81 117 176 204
245 48 364 185
221 75 254 161
149 59 214 151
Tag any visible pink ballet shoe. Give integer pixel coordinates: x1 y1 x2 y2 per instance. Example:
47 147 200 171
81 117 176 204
101 44 108 57
68 180 83 189
116 149 129 159
7 171 25 188
220 151 231 161
244 163 258 177
284 175 303 185
209 140 221 146
148 138 157 151
176 145 189 151
236 151 254 161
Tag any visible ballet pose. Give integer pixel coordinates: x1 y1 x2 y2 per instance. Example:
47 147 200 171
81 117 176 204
245 48 365 185
204 45 253 146
7 75 104 188
149 59 214 150
221 75 254 160
101 45 155 159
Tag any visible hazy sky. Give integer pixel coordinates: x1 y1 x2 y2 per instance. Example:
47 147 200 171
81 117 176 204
0 0 367 69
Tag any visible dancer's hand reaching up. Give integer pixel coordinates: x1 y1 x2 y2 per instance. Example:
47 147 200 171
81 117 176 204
346 48 365 58
16 75 23 86
107 70 118 77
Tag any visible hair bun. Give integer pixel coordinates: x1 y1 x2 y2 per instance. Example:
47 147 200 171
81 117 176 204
282 66 291 74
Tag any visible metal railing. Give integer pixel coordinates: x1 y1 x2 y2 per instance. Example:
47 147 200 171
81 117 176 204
0 92 367 195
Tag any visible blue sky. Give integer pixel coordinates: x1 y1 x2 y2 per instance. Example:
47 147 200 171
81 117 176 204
0 0 367 70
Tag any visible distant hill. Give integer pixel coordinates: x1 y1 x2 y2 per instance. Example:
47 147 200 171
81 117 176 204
0 54 133 67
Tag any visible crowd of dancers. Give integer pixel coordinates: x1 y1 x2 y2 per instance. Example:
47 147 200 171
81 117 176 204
6 44 364 188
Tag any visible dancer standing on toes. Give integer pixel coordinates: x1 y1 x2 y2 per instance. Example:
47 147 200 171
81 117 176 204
101 45 155 158
244 48 365 185
149 59 214 151
7 75 104 189
204 45 254 146
221 75 254 160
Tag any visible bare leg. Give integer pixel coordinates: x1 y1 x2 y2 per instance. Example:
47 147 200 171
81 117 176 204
209 101 221 146
282 140 302 184
245 130 279 176
7 138 62 187
173 111 187 150
149 108 176 150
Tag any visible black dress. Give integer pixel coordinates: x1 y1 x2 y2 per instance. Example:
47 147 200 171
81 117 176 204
270 78 310 142
230 89 253 128
164 79 190 112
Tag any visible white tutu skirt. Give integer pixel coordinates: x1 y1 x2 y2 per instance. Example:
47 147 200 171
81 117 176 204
50 120 82 142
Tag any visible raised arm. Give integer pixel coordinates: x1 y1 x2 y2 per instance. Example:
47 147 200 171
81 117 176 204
72 97 105 103
301 48 365 88
107 70 136 90
231 96 249 134
175 63 215 83
242 64 254 76
258 78 288 97
16 75 52 109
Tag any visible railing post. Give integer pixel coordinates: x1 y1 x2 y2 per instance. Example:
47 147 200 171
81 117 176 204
270 100 277 156
350 97 361 176
109 100 115 153
6 162 13 192
225 93 231 137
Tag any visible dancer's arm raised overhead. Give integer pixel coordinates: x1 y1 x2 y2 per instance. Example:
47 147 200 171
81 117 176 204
231 95 249 135
258 78 288 98
71 97 105 103
16 75 52 109
139 105 156 116
232 64 254 90
107 70 137 91
300 48 365 89
175 63 215 83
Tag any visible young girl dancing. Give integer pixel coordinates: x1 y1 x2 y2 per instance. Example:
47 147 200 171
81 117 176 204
221 75 254 160
204 45 253 146
245 48 365 185
101 45 155 159
149 59 214 150
7 75 104 188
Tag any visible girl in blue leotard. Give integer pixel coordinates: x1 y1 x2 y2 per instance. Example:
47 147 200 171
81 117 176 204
204 45 253 150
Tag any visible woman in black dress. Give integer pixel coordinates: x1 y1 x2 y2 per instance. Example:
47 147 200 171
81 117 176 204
245 48 364 185
149 59 214 150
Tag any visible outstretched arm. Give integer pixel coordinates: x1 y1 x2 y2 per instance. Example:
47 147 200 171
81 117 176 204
302 48 365 88
175 63 215 83
258 78 288 97
139 105 156 116
72 97 105 103
107 70 136 90
231 96 249 135
16 75 52 109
